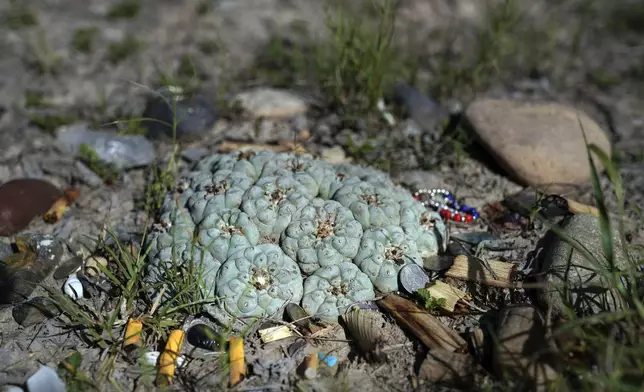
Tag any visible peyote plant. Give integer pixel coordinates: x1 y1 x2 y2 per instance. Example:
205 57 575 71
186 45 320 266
144 150 448 330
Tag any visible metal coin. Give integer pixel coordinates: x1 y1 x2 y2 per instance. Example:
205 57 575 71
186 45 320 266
399 263 430 294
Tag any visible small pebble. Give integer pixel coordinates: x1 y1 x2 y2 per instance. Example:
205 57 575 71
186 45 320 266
53 256 83 279
399 263 430 294
25 365 66 392
422 254 454 271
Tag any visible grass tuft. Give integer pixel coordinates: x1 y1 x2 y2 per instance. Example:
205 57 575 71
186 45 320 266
107 0 141 20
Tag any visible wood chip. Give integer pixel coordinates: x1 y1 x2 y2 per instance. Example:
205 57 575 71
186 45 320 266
447 255 517 288
564 197 599 216
377 294 467 353
424 281 471 313
258 325 294 343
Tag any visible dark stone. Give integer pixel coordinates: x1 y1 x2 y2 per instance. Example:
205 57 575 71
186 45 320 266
142 86 218 141
0 235 63 305
12 296 61 327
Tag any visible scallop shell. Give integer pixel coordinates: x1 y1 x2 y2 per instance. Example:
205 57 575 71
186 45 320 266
341 307 386 362
63 273 83 300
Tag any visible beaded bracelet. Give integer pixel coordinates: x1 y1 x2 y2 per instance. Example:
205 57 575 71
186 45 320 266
413 188 480 224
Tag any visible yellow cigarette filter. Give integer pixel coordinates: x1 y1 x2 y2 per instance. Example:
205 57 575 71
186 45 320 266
123 318 143 347
229 337 246 386
157 329 185 385
303 353 318 379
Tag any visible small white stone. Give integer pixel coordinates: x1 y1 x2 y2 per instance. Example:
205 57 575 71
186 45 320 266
25 366 66 392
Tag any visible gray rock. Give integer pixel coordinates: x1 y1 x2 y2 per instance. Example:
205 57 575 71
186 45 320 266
25 366 66 392
142 86 218 141
0 234 64 305
536 214 631 318
12 296 61 327
0 240 12 260
181 147 209 163
55 123 156 170
392 82 448 132
74 161 105 187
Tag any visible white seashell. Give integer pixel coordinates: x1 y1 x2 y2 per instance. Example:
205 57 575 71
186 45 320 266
142 351 186 368
63 273 83 300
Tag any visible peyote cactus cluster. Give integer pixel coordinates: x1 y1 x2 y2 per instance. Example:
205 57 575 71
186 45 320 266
144 150 448 326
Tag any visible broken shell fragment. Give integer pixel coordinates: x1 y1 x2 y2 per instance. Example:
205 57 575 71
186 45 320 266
63 273 83 300
341 307 386 362
84 255 107 277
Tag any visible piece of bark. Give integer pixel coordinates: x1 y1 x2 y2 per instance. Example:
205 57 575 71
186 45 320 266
447 255 517 288
377 294 467 353
418 348 477 385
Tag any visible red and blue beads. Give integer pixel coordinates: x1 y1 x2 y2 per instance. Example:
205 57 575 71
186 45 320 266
412 188 479 224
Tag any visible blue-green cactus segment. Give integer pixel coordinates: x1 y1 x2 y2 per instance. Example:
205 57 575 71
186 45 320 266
301 262 375 323
332 180 401 230
353 225 425 293
144 149 450 327
241 176 311 237
188 209 262 286
281 199 363 275
184 170 255 224
333 163 396 189
400 200 448 254
214 244 304 319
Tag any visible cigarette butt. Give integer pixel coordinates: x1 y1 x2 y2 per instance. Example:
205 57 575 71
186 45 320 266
157 329 185 385
303 354 318 379
123 318 143 347
229 337 245 386
43 188 80 224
